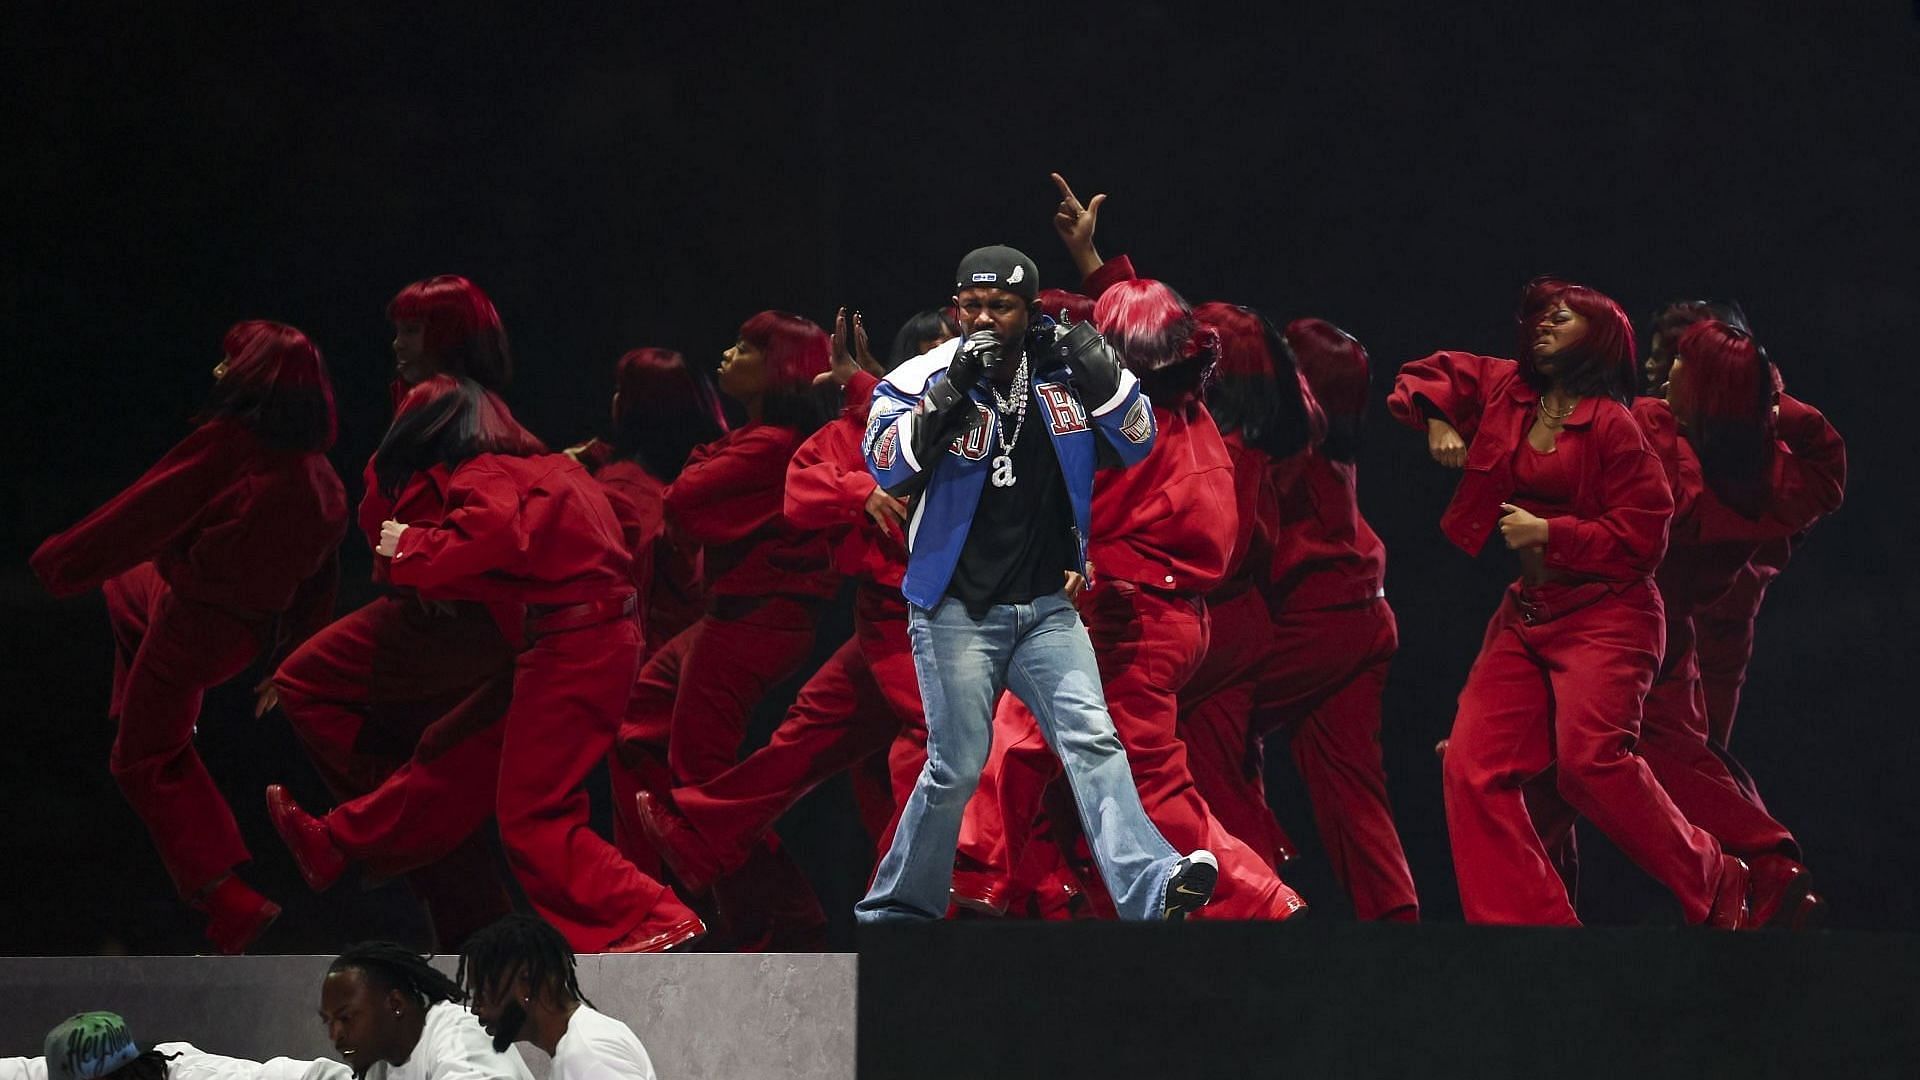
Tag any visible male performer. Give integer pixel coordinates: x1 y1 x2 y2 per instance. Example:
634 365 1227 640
319 942 534 1080
854 243 1216 923
461 916 659 1080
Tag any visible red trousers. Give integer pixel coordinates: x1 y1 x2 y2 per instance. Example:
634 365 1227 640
273 593 516 944
1694 570 1774 750
102 563 263 898
958 586 1301 920
1638 658 1796 860
672 594 926 873
613 594 832 944
1175 589 1298 872
1443 579 1722 925
618 595 825 786
275 594 517 797
321 615 675 951
1183 593 1419 921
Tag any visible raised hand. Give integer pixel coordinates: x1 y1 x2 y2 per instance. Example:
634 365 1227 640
1050 171 1107 278
821 307 866 386
1427 418 1467 468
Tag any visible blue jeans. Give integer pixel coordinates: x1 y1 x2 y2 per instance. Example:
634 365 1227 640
855 592 1181 922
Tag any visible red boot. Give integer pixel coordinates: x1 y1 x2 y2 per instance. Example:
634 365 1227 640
195 875 280 955
1747 854 1816 929
1705 854 1752 930
608 891 708 953
634 790 724 895
266 784 347 892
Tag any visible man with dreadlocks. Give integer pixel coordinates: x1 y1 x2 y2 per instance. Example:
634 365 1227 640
4 1012 348 1080
319 942 532 1080
458 915 658 1080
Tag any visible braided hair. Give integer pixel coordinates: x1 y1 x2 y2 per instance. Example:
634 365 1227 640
106 1051 179 1080
330 941 466 1007
456 915 593 1010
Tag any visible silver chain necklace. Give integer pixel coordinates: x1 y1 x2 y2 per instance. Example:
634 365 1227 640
985 353 1030 488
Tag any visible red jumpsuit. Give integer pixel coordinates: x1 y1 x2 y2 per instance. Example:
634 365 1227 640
1390 352 1726 926
325 453 684 950
616 422 839 789
613 419 838 946
273 455 520 945
956 401 1308 920
1632 396 1845 861
1189 432 1420 921
1172 433 1300 872
31 418 347 899
591 456 704 870
658 372 929 876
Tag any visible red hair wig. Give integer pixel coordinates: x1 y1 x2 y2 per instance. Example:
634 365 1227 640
1515 277 1637 403
1193 301 1320 455
611 347 729 481
1093 278 1215 411
373 374 545 498
204 320 338 452
1035 288 1096 327
1284 318 1370 462
1669 320 1777 517
738 310 831 392
387 275 513 392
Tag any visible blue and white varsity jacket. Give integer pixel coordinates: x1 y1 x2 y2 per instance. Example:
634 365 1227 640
863 332 1158 610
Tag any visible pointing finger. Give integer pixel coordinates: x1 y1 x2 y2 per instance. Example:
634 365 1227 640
1050 171 1081 211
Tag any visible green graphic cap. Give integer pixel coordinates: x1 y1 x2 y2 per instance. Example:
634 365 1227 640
44 1012 141 1080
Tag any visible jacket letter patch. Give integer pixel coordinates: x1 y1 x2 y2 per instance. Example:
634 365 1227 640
873 423 899 470
1036 383 1088 435
1120 398 1153 444
949 404 994 460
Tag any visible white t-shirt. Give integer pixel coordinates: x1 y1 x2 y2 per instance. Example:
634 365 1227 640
361 1002 535 1080
549 1006 656 1080
2 1045 349 1080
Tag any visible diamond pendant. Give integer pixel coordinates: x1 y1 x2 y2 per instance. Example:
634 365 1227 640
991 454 1016 487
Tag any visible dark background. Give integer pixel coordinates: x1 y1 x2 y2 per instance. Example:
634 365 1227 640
3 4 1915 953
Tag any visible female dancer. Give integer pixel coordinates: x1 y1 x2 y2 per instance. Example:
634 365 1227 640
1634 319 1845 927
1389 278 1749 927
613 311 837 947
636 310 929 892
32 320 346 953
578 347 728 866
1181 310 1421 921
269 274 523 947
286 374 705 952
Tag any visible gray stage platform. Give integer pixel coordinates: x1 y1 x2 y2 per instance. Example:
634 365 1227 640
0 953 854 1080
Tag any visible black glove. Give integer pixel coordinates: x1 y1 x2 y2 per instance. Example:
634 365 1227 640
907 332 996 469
1058 319 1123 405
920 330 998 414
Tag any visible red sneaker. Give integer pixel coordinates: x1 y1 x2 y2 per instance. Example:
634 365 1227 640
265 784 347 892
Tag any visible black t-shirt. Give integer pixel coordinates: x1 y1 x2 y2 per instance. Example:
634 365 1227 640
945 384 1079 617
